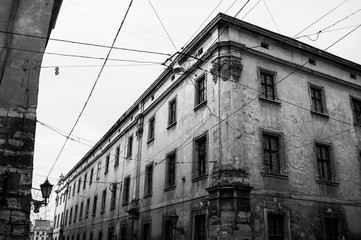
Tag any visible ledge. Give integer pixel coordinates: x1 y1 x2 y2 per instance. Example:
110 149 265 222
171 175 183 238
259 97 281 105
193 101 207 112
261 172 288 179
164 185 176 192
167 121 177 130
316 180 339 186
310 110 329 119
192 174 208 182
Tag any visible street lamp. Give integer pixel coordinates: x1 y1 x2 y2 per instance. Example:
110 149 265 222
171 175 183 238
32 179 53 213
168 212 184 234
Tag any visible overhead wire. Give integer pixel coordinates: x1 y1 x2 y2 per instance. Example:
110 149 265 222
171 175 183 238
262 0 280 33
46 0 135 178
293 0 348 38
241 0 261 20
146 0 178 51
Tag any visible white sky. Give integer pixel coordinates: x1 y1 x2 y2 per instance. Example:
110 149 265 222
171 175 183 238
31 0 361 220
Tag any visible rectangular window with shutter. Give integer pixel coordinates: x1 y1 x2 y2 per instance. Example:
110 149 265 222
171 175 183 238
262 131 284 175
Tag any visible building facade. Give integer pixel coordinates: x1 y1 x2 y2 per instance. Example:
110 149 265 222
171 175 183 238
31 219 52 240
0 0 62 239
53 13 361 240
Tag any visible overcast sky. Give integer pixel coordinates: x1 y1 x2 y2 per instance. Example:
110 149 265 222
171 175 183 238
31 0 361 220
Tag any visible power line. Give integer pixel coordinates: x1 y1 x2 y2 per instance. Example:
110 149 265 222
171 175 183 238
242 0 261 20
293 0 348 38
262 0 280 33
46 0 135 178
0 30 172 57
0 46 164 65
146 0 178 51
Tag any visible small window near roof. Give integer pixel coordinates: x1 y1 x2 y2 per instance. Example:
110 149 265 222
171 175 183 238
350 73 356 79
261 42 269 49
309 58 316 65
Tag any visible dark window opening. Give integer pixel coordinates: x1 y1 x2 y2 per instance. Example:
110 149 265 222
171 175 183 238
260 71 276 100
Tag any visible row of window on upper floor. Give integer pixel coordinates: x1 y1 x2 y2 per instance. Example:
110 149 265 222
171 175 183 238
56 66 361 207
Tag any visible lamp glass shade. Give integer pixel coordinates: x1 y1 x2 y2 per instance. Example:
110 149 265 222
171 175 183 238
168 213 178 227
40 179 53 199
172 63 184 74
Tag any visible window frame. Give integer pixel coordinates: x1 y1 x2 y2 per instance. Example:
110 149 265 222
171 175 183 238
123 175 131 205
258 68 278 102
314 141 337 185
324 217 340 240
167 97 177 128
261 129 286 177
144 162 154 197
350 96 361 125
101 189 107 214
308 83 328 116
83 173 87 189
89 168 94 185
85 198 90 219
164 150 176 191
194 74 207 109
148 115 156 143
105 154 110 174
92 195 98 216
126 134 133 159
192 132 208 180
192 213 207 240
79 201 84 221
264 210 291 240
96 162 101 179
73 205 78 223
114 145 120 167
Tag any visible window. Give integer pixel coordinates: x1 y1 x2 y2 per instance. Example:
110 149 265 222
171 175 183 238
61 213 64 226
316 143 333 181
143 222 151 240
73 182 76 196
193 134 207 178
126 135 133 158
68 187 71 199
123 176 131 204
195 75 206 106
74 205 78 223
164 220 173 240
63 193 66 202
77 179 81 193
144 163 153 196
309 84 326 114
309 58 316 65
54 215 57 227
85 198 90 218
108 226 114 240
194 214 206 240
325 217 339 240
97 162 101 179
260 71 276 100
82 232 86 240
101 189 107 214
120 225 127 240
89 168 94 185
110 186 117 210
114 146 120 167
262 132 283 174
65 210 68 226
350 73 356 79
105 154 110 174
98 231 103 240
165 151 176 189
92 195 98 216
57 214 60 228
83 174 87 189
267 213 284 240
148 116 155 142
351 97 361 125
79 202 84 221
90 232 93 240
69 207 73 225
168 98 177 127
261 42 269 49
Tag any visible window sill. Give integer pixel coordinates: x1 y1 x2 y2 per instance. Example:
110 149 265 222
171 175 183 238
194 101 207 112
259 97 281 105
164 185 176 192
147 138 154 144
167 122 177 130
310 110 329 119
122 202 129 207
110 207 115 211
143 193 152 199
316 180 339 186
192 174 208 182
261 172 288 179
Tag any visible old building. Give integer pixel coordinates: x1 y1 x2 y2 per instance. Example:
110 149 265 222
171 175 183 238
53 13 361 240
0 0 62 238
31 219 52 240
